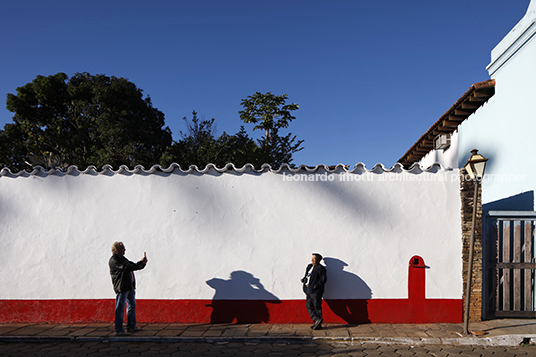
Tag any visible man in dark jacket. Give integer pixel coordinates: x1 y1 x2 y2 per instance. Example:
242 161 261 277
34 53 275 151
301 253 327 330
109 242 148 335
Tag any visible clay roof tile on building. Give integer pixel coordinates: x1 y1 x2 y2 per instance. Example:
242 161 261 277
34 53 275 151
397 79 495 168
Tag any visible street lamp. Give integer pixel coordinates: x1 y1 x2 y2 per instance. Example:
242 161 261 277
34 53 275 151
462 149 488 335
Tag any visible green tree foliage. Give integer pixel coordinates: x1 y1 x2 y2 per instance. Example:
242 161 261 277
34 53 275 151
1 72 172 171
0 123 26 170
1 76 304 171
162 93 304 170
239 92 303 168
216 126 261 168
239 92 299 142
160 111 258 169
160 111 220 168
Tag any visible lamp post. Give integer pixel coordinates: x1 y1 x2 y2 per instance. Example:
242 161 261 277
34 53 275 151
462 149 488 335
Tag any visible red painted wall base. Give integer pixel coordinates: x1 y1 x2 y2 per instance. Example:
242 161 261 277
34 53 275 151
0 298 462 324
1 257 460 324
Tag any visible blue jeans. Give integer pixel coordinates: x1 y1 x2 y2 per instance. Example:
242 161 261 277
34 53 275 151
115 290 136 333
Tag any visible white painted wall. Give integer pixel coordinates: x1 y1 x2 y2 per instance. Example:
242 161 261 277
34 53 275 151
0 165 462 301
419 1 536 206
418 131 459 170
457 1 536 205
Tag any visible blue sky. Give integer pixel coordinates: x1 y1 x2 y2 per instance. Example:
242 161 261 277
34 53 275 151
0 1 530 168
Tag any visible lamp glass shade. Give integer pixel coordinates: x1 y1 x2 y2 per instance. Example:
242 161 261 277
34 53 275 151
465 164 476 180
472 161 487 179
463 151 488 180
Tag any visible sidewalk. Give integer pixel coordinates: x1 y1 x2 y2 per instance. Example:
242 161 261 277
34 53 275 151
1 320 536 347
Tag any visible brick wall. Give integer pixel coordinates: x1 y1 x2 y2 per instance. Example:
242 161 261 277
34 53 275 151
460 170 483 322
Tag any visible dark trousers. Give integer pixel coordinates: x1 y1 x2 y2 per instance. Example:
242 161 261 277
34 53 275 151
306 292 323 323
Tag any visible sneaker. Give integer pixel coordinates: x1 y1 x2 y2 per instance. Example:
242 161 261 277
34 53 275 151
127 326 140 333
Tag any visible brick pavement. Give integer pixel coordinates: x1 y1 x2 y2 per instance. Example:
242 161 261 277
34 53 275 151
2 319 536 347
2 340 536 356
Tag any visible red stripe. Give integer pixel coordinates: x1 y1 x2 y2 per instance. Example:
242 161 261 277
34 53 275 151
0 298 462 324
0 256 462 323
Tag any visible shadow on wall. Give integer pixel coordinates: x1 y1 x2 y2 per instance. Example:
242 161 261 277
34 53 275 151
206 270 281 323
322 257 372 323
483 191 534 212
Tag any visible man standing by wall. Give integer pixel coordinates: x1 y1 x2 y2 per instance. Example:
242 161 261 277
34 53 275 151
301 253 327 330
109 242 148 335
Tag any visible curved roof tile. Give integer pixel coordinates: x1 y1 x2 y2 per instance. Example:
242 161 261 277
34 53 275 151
0 162 451 177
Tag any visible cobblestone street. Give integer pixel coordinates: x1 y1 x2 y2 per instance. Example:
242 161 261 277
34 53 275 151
2 341 536 357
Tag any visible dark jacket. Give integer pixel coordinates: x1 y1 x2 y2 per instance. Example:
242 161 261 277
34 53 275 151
109 254 147 294
301 263 327 295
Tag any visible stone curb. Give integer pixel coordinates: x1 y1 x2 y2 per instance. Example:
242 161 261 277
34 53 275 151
1 334 535 347
314 334 536 347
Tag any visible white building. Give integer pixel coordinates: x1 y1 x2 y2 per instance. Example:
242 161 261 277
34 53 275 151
399 0 536 319
400 0 536 210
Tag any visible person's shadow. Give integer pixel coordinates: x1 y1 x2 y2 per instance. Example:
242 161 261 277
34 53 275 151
206 270 281 323
322 257 372 323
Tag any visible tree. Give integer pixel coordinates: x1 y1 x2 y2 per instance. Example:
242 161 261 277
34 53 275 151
215 126 260 168
239 92 299 143
256 131 304 169
0 123 27 171
1 72 172 171
160 111 220 168
160 104 302 170
160 111 259 169
239 92 303 168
